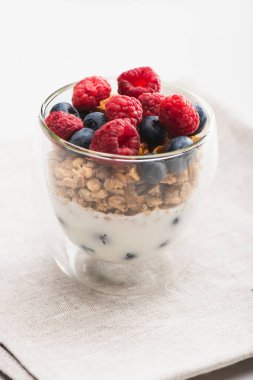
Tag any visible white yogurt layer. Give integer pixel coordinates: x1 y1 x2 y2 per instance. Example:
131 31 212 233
51 194 194 263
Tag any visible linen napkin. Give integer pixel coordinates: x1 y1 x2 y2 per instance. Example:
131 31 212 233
0 102 252 380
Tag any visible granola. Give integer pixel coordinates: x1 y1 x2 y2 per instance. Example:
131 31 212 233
48 148 201 216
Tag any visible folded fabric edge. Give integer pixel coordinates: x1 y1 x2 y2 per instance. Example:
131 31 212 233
178 350 253 380
0 369 13 380
0 343 38 380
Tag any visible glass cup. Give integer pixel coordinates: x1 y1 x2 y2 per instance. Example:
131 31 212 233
36 80 218 295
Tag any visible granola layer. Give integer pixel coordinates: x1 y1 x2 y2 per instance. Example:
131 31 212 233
48 147 200 216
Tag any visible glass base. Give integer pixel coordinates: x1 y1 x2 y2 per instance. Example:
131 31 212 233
55 238 192 296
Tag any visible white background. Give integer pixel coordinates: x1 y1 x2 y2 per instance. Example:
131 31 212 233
0 0 252 378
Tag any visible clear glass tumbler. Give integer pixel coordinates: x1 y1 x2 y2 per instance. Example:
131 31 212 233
36 80 218 295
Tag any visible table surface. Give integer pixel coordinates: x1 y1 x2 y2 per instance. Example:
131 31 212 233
1 0 252 378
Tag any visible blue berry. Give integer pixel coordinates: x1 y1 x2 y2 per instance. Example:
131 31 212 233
139 116 167 150
138 160 167 185
84 112 106 131
50 102 80 118
69 128 94 149
81 245 95 254
166 136 193 173
193 104 207 134
79 111 89 120
159 240 169 248
125 253 137 260
168 136 193 151
172 217 180 225
99 234 108 245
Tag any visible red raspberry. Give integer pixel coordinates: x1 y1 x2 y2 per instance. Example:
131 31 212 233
117 67 161 98
45 111 83 140
72 76 111 112
159 95 199 136
90 118 140 156
105 95 143 126
138 92 165 117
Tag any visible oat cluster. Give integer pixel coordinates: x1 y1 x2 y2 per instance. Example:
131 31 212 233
48 147 200 216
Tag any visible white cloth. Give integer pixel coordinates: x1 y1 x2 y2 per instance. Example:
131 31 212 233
0 103 253 380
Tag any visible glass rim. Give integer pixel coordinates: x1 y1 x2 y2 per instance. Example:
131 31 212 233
39 80 215 163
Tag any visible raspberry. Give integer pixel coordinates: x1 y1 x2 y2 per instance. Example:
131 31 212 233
138 92 165 117
105 95 143 126
117 67 161 98
159 95 199 136
72 76 111 112
90 118 140 155
45 111 83 140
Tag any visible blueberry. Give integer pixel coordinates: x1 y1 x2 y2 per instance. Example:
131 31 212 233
81 245 95 254
50 102 80 118
135 181 151 195
125 253 137 260
168 136 193 151
84 112 106 131
159 240 169 248
99 234 108 245
69 128 94 149
138 160 167 185
79 111 89 120
139 116 167 150
192 104 207 134
165 136 194 174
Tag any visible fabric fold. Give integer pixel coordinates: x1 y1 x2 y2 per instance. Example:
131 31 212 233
0 343 37 380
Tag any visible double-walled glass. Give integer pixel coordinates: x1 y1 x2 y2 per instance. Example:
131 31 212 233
37 81 218 295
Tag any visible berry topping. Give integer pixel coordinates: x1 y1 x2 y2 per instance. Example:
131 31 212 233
84 112 106 131
166 136 194 174
192 104 207 134
117 67 161 98
90 118 140 155
167 136 193 152
159 95 199 136
139 116 167 150
50 102 80 118
72 76 111 112
138 92 165 117
138 160 167 185
105 95 143 126
69 128 94 149
45 111 83 140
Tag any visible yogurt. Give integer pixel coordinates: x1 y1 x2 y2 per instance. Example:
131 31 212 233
51 194 194 263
